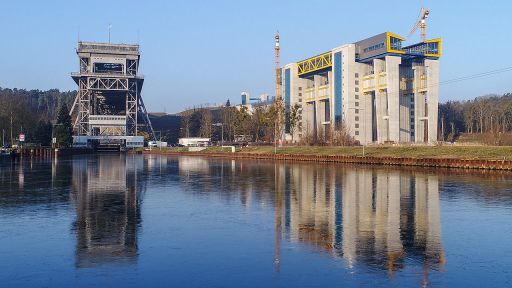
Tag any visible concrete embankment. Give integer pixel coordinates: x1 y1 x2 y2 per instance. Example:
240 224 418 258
141 150 512 171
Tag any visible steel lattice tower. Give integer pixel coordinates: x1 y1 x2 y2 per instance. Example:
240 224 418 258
70 42 155 147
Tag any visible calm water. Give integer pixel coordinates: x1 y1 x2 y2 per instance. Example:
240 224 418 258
0 154 511 287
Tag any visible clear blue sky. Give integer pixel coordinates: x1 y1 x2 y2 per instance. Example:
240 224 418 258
0 0 510 113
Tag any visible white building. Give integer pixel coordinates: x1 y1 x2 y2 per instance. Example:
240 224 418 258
178 138 211 147
282 32 441 144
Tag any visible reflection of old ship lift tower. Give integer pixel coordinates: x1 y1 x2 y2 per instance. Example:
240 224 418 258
70 41 155 148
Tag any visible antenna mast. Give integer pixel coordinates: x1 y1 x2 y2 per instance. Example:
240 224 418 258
108 24 112 43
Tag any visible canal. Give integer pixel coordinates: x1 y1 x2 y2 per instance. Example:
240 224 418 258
0 154 511 287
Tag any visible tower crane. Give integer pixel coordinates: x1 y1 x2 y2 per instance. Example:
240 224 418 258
274 31 281 100
408 7 430 42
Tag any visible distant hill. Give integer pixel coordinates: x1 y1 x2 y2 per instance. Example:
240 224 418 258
148 113 181 144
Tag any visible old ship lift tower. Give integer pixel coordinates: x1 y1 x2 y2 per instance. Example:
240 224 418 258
69 41 155 149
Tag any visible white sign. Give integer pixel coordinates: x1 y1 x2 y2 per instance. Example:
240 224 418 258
19 134 25 142
52 137 57 144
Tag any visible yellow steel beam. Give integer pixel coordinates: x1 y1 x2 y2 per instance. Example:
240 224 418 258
297 52 332 76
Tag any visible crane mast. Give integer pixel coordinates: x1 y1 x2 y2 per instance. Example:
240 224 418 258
275 31 282 100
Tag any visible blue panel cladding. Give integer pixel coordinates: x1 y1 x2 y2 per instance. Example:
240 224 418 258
285 68 291 133
334 52 342 127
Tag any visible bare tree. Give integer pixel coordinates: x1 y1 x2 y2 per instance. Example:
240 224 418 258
199 109 213 138
288 103 301 143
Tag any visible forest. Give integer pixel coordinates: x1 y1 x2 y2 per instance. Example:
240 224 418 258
439 93 512 144
0 87 75 146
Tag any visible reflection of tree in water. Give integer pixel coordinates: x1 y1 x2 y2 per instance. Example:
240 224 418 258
0 158 72 208
71 154 144 268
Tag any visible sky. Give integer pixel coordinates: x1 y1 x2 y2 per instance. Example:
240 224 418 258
0 0 511 113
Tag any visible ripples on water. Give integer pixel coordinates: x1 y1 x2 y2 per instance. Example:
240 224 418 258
0 154 511 287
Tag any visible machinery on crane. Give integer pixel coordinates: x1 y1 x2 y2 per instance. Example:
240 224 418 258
408 6 430 42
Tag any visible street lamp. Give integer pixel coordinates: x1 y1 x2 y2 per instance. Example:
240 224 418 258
212 123 223 146
148 131 163 152
154 130 162 151
348 107 366 157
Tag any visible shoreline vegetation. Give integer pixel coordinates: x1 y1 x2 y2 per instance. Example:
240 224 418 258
138 145 512 170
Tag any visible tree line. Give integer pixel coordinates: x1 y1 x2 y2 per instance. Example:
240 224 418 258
0 87 75 147
1 85 511 147
179 99 297 144
439 93 512 144
179 99 356 146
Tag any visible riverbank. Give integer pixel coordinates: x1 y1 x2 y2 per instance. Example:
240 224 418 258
140 146 512 170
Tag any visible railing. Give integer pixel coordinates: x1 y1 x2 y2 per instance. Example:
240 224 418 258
317 85 329 99
362 74 375 93
377 72 387 90
305 88 315 101
78 42 139 54
416 75 428 92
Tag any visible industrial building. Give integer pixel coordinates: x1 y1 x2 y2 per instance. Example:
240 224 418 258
240 92 274 113
70 41 155 149
282 32 441 144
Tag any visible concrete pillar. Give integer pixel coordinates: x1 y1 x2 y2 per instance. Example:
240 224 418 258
316 100 325 140
303 102 315 140
413 63 426 143
398 65 412 142
425 59 439 143
373 59 388 143
385 56 402 143
361 88 373 145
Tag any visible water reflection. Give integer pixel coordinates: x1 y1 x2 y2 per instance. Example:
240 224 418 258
178 158 446 277
70 154 144 267
275 165 445 277
2 155 512 286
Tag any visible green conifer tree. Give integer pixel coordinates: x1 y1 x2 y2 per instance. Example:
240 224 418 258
54 104 73 147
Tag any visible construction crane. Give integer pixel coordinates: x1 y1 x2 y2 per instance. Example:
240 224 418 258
274 31 282 100
408 6 430 42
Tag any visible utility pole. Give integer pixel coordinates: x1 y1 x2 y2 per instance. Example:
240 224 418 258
10 112 13 147
213 123 224 146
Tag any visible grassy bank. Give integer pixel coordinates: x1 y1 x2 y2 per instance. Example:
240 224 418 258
153 145 512 161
